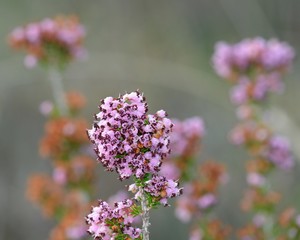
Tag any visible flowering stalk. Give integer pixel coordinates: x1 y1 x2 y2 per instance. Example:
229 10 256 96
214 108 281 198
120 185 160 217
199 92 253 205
28 92 96 240
161 117 230 240
86 91 182 240
8 16 93 240
212 37 295 239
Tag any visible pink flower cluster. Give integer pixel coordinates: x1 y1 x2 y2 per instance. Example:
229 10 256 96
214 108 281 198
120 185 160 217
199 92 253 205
160 117 205 180
213 38 295 105
86 199 141 240
129 175 182 206
169 117 205 158
230 122 294 170
175 184 218 222
267 135 294 170
9 16 86 68
230 73 284 105
88 91 173 180
213 37 294 80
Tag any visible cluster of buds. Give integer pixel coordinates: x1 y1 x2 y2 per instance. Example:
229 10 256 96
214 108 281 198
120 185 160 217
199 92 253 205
8 15 86 68
213 37 296 239
160 117 205 181
86 91 182 240
129 174 182 206
86 199 142 240
27 92 96 240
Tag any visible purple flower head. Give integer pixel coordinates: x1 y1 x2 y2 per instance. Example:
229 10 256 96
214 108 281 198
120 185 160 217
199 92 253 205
86 199 141 240
9 16 86 68
130 175 182 206
88 91 173 180
212 37 295 81
266 135 294 170
261 39 295 71
212 42 233 79
230 73 285 105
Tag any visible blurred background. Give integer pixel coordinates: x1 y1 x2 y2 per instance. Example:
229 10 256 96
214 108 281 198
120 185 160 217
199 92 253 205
1 0 300 239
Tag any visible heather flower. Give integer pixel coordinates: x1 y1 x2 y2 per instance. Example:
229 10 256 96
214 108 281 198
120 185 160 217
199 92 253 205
265 135 294 170
230 73 285 105
9 15 86 68
87 91 173 180
213 37 296 239
86 199 142 240
142 175 182 206
212 38 294 81
161 117 205 180
128 175 182 207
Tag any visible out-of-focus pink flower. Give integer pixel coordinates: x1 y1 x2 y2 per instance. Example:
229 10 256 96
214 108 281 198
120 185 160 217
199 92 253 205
247 173 265 187
212 37 294 81
39 101 53 116
9 15 86 68
266 135 294 170
53 167 67 185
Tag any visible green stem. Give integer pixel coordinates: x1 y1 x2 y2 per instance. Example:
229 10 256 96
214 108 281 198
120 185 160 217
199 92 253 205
48 67 68 115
